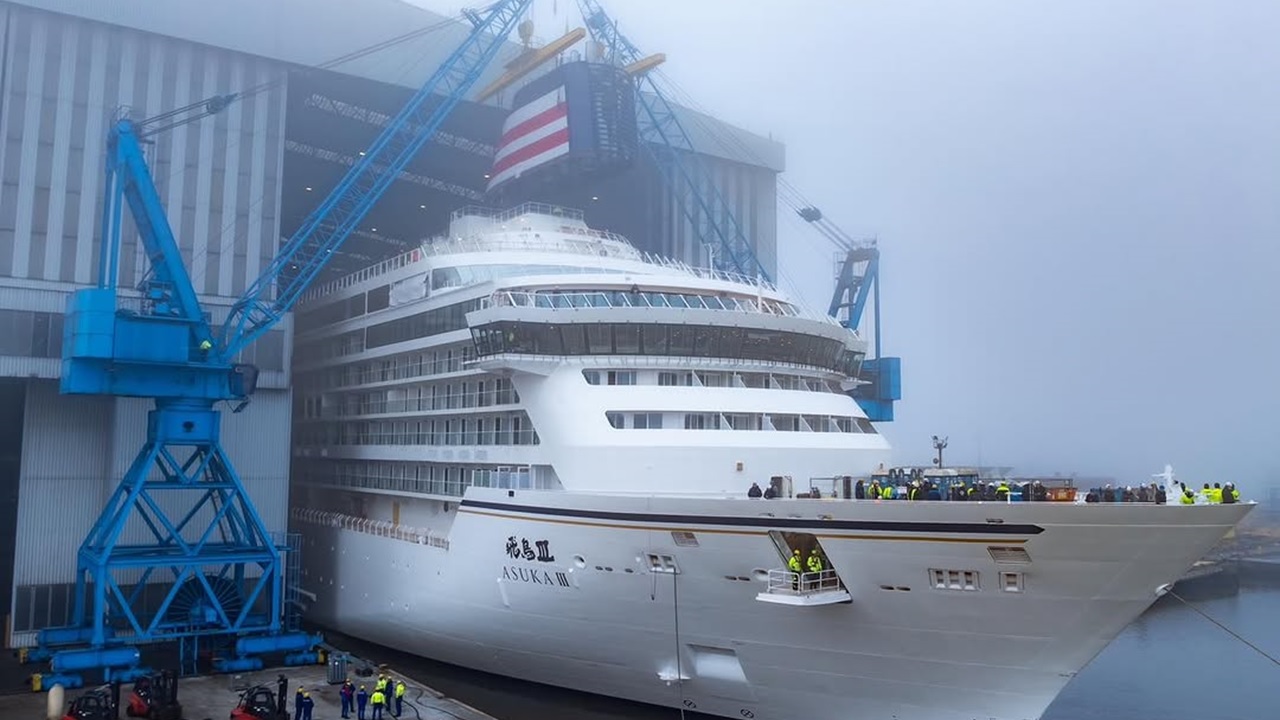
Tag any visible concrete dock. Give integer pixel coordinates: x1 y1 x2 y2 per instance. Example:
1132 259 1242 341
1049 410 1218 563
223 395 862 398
0 660 498 720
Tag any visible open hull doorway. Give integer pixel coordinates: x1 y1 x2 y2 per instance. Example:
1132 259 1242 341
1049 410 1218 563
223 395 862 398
760 530 851 606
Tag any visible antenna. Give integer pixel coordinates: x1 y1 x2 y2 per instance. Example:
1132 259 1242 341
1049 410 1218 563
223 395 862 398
932 435 949 468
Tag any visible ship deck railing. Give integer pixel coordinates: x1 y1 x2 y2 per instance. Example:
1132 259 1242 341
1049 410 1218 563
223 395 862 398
757 569 852 606
291 507 450 550
766 569 842 595
300 224 777 305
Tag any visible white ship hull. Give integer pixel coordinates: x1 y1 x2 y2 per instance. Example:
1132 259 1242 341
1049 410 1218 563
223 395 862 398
296 488 1251 720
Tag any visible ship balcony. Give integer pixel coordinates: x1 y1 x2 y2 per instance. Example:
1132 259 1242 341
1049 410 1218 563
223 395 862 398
756 569 852 606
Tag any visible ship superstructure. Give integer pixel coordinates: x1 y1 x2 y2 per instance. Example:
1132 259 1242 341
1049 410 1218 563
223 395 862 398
291 203 888 500
289 204 1252 720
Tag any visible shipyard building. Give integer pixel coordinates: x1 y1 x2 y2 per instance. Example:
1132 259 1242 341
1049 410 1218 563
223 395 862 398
0 0 783 646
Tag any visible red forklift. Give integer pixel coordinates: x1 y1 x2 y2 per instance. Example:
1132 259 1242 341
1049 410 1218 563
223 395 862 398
230 675 290 720
125 671 182 720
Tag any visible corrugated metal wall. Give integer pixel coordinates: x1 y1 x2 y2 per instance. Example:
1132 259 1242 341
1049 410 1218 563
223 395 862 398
0 3 287 294
10 380 291 643
657 154 779 280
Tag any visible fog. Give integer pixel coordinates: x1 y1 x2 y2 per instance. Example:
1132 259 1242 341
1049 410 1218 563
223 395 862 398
416 0 1280 491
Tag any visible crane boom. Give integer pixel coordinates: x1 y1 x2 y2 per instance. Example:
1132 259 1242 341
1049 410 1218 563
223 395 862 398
39 0 534 683
577 0 769 282
221 0 533 361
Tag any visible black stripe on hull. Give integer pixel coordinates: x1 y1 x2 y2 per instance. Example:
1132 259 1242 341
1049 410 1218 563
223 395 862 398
459 499 1046 535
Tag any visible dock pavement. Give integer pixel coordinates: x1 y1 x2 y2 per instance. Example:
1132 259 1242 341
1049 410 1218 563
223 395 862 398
0 658 498 720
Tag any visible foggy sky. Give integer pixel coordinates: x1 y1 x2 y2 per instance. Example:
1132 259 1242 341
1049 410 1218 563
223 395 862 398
416 0 1280 491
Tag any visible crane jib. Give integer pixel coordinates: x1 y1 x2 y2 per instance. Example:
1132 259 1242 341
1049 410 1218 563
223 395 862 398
220 0 536 362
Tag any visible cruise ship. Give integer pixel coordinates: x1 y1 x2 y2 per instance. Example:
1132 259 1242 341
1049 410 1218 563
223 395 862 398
288 203 1252 720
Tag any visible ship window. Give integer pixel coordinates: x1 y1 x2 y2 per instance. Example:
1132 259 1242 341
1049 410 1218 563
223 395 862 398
646 553 680 574
1001 572 1024 593
606 412 625 429
633 324 663 354
583 370 601 385
683 413 721 430
586 324 612 353
632 413 663 429
530 324 563 355
693 326 715 355
367 284 391 313
606 371 635 385
614 325 641 354
930 568 980 591
561 325 587 354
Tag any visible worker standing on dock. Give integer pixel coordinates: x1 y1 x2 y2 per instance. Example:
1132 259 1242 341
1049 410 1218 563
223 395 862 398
356 685 368 720
394 680 406 716
340 679 355 718
370 686 387 720
295 686 305 720
301 690 315 720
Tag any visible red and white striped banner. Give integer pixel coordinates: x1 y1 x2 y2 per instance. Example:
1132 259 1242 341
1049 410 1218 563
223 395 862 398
487 85 570 191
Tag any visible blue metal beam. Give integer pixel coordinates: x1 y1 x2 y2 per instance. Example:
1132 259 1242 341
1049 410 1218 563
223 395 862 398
105 121 214 350
220 0 535 360
577 0 769 283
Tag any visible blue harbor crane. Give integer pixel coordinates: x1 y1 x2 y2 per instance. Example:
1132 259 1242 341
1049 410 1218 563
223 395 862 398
801 206 901 422
26 0 534 686
576 1 900 420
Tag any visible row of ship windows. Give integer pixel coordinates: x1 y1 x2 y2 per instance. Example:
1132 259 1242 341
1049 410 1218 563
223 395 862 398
491 288 799 317
929 568 1024 594
293 460 557 497
472 321 863 376
293 414 540 448
605 412 877 433
584 369 844 393
294 263 639 334
297 378 519 420
307 298 483 360
295 344 476 392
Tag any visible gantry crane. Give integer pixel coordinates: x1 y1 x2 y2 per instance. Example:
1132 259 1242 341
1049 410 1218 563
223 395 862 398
576 1 900 420
27 0 534 685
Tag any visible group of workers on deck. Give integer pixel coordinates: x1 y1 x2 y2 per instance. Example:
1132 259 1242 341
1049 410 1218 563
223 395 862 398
747 478 1243 505
1176 482 1241 505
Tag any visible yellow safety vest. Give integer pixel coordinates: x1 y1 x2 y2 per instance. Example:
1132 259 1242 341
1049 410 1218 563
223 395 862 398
788 555 802 572
1208 488 1222 503
371 691 385 705
396 683 406 698
806 555 823 573
880 486 893 499
1180 492 1195 505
